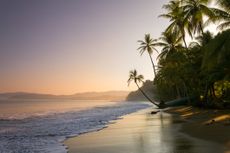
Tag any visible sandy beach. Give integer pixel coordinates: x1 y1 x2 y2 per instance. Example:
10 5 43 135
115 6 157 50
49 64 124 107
64 107 229 153
166 106 230 151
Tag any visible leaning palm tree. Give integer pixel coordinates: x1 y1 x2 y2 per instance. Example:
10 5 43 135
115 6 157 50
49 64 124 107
138 34 158 78
128 69 160 107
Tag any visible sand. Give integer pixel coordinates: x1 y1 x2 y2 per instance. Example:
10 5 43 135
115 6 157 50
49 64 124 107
64 107 228 153
166 106 230 150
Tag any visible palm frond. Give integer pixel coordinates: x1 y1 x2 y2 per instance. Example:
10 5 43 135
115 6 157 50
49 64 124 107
217 21 230 30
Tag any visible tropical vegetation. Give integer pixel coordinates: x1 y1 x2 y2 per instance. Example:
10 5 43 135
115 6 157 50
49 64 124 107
137 34 158 77
127 70 159 107
128 0 230 108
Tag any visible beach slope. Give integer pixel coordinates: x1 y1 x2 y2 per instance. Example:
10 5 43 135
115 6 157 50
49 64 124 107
65 108 227 153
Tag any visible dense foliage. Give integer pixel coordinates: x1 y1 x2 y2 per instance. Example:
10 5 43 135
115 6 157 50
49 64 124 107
129 0 230 108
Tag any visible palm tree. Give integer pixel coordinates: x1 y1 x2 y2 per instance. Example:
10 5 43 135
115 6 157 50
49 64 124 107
196 31 213 46
156 31 184 60
138 34 158 78
205 0 230 31
217 0 230 12
201 29 230 103
160 0 190 48
215 11 230 31
217 17 230 31
202 29 230 79
182 0 217 36
127 69 160 107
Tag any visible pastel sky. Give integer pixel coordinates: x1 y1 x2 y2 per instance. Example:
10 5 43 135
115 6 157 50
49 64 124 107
0 0 169 94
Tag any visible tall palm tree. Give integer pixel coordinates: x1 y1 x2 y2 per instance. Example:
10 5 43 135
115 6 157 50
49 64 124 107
128 69 160 107
182 0 217 36
160 0 190 48
138 34 158 78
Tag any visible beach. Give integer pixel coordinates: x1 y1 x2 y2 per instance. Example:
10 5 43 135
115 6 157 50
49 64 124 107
65 107 229 153
166 106 230 150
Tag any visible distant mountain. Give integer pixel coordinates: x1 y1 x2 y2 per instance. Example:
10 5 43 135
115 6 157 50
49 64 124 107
126 80 155 101
70 91 130 101
0 92 63 100
0 91 129 101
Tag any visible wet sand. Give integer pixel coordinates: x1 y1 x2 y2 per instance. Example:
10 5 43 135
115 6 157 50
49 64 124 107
64 108 227 153
166 106 230 152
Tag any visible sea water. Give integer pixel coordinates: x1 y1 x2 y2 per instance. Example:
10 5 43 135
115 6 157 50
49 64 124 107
0 99 150 153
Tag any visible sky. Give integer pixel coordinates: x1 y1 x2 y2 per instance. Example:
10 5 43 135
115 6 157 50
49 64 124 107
0 0 169 94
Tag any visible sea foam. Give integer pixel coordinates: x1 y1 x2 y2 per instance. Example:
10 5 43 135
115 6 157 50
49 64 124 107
0 102 150 153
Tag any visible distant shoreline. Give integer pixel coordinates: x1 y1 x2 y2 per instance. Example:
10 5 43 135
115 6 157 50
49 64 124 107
0 91 129 101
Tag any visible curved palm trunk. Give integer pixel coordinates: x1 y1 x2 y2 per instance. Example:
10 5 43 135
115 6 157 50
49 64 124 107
135 82 160 107
148 53 157 78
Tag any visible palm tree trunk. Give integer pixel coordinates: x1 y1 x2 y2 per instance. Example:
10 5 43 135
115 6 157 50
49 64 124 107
148 53 157 78
183 81 192 104
204 82 209 103
211 83 217 98
180 27 188 49
182 35 188 49
135 82 159 107
199 22 204 36
175 85 181 98
183 82 188 97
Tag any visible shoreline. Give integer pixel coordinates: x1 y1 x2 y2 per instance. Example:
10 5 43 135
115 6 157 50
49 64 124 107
64 107 227 153
166 106 230 150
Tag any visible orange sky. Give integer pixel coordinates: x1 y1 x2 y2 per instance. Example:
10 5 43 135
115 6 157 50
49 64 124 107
0 0 170 94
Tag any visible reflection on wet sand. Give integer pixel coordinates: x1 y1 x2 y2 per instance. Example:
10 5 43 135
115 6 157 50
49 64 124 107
65 108 226 153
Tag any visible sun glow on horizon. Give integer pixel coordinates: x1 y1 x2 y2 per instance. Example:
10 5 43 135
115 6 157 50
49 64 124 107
0 0 168 94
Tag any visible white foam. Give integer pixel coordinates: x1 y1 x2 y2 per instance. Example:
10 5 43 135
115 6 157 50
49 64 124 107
0 102 150 153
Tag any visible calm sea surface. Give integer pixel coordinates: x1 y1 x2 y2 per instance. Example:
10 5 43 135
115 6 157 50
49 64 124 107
0 99 118 119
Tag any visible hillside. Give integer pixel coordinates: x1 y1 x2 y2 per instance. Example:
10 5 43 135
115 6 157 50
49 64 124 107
126 80 155 101
0 91 129 101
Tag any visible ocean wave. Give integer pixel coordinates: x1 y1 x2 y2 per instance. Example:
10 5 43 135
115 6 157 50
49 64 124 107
0 102 150 153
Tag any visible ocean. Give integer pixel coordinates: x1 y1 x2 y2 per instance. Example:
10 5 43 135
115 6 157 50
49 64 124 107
0 99 149 153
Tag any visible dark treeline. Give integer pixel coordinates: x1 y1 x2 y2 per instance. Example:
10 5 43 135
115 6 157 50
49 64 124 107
128 0 230 108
